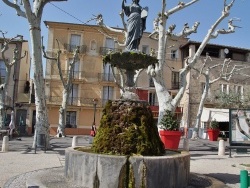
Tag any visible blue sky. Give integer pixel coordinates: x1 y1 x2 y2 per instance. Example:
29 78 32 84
0 0 249 49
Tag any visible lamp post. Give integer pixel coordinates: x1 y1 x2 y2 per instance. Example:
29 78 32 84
93 98 98 126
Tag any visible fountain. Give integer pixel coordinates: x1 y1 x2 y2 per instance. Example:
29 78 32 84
65 1 190 187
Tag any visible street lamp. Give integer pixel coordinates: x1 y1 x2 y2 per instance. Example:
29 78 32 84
90 98 98 137
93 98 98 126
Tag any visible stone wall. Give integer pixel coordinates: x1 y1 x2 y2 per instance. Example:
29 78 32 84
65 147 190 188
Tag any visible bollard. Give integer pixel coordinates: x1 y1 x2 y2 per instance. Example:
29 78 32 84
218 140 225 156
89 136 93 144
240 170 250 188
1 136 9 152
72 136 78 147
183 138 189 151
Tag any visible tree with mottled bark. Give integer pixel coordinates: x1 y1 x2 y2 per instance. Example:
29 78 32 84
2 0 67 149
42 39 79 137
0 31 26 129
146 0 236 127
191 56 250 139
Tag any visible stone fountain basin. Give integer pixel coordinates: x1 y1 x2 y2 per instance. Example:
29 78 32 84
65 147 190 188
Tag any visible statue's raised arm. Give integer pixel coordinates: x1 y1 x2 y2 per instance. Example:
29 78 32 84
122 0 148 51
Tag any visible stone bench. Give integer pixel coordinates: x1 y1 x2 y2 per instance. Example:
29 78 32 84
226 145 250 158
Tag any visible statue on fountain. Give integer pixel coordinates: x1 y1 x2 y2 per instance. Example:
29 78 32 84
101 0 156 100
122 0 148 51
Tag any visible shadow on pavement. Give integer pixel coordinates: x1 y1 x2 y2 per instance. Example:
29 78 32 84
206 173 239 184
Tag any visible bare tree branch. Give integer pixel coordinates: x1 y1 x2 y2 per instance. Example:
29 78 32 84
2 0 26 17
165 0 199 17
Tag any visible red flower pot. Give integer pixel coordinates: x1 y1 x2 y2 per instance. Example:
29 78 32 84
207 129 220 141
159 130 182 150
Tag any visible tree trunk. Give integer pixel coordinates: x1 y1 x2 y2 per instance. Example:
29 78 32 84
192 74 210 139
0 89 5 129
30 24 50 149
57 89 69 137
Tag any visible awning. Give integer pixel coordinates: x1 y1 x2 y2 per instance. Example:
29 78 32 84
201 108 229 122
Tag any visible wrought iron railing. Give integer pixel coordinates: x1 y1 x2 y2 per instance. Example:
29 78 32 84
98 73 119 82
63 44 87 54
46 96 102 106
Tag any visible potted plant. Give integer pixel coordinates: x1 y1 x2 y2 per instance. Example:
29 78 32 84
159 110 182 150
207 119 220 141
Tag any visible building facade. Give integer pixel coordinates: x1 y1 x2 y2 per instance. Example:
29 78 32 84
180 41 250 138
0 38 31 135
43 21 187 135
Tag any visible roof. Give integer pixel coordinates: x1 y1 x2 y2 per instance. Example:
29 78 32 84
180 40 250 52
44 21 153 35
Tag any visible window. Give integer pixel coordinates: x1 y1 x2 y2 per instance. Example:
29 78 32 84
105 38 115 52
102 86 114 106
69 58 80 79
66 111 77 128
220 84 229 94
149 92 158 106
103 63 114 81
171 71 179 89
171 50 178 59
149 77 154 87
234 85 243 96
0 60 6 83
70 34 81 52
201 47 219 58
68 84 78 105
142 45 149 54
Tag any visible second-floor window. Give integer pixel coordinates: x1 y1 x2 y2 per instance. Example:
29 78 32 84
105 38 115 52
172 71 179 89
69 58 80 79
70 34 81 52
0 60 6 83
149 77 154 87
171 50 178 59
234 85 243 96
103 63 114 81
103 86 114 106
142 45 149 54
68 84 78 105
220 84 229 94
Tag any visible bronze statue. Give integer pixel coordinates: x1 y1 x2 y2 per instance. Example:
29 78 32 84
122 0 148 51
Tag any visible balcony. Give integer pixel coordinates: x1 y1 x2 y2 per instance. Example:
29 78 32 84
49 70 82 80
99 47 122 56
61 70 82 80
46 96 101 107
98 73 120 83
63 44 87 54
